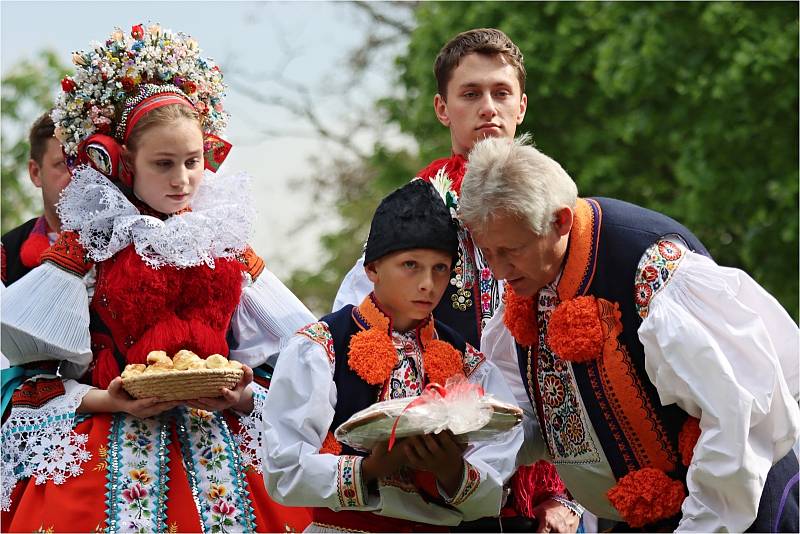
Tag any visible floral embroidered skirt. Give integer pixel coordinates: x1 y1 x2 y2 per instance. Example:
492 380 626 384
2 408 311 533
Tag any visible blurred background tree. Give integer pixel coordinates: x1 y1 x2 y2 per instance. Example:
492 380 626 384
1 49 69 233
293 1 798 318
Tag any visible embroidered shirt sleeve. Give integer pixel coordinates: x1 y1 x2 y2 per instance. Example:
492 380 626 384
443 460 481 506
634 238 687 319
238 245 265 282
297 321 336 372
232 381 268 473
40 230 94 277
336 455 368 508
461 343 486 378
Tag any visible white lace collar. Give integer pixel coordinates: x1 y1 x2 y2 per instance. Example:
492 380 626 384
57 166 254 269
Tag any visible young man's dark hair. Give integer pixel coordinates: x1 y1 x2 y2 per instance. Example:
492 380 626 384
434 28 526 98
28 112 57 164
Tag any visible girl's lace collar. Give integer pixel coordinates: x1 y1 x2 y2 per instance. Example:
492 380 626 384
57 165 254 269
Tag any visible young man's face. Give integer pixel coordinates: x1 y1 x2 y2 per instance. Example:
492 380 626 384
366 248 453 332
28 138 70 229
470 211 571 298
434 53 527 157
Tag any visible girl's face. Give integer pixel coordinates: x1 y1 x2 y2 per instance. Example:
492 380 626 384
128 118 204 214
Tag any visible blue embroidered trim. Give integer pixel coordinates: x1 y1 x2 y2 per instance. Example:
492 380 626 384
216 413 257 531
176 409 209 533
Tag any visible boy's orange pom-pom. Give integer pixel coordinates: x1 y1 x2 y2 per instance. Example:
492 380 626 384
606 468 685 528
348 328 397 385
319 432 343 455
424 339 464 385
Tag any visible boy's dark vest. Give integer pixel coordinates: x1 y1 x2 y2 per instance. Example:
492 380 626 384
515 197 797 531
2 217 39 285
320 304 468 456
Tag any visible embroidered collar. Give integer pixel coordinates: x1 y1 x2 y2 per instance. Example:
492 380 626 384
56 165 254 269
347 294 464 386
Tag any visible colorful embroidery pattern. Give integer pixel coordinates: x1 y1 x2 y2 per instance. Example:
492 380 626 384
40 230 93 277
533 285 600 464
177 408 257 533
385 332 423 401
449 461 481 506
336 456 366 508
105 414 169 533
298 322 336 371
634 239 686 319
461 344 486 378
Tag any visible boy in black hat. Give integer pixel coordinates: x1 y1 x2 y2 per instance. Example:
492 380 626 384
262 180 523 531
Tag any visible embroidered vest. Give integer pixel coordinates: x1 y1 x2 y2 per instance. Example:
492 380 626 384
320 304 469 456
515 197 710 483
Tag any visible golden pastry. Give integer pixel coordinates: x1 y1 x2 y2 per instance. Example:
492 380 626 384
205 354 228 369
226 360 243 370
146 350 171 366
121 364 146 378
174 350 202 370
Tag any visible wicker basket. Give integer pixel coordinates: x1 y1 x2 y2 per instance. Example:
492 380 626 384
122 368 244 401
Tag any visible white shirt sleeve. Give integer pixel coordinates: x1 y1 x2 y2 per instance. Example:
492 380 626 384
261 330 379 511
228 268 316 369
637 247 800 533
1 262 92 378
332 256 372 312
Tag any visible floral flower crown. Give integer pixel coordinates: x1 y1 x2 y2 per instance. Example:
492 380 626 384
52 23 228 158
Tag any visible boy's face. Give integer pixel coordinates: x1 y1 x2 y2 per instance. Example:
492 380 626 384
365 248 453 332
434 53 527 157
29 138 70 226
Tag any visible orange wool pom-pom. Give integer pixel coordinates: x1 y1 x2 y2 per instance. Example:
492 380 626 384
319 432 343 455
678 417 701 467
607 468 685 528
546 296 604 362
424 339 465 385
348 327 398 385
503 286 538 346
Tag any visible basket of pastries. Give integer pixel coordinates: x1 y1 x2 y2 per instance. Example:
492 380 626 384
121 350 244 401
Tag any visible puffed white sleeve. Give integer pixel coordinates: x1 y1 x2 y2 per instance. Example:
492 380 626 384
332 256 373 312
261 327 379 511
228 267 316 369
1 262 93 378
636 240 800 533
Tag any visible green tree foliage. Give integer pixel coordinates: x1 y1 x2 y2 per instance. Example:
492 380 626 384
1 49 69 233
383 1 798 318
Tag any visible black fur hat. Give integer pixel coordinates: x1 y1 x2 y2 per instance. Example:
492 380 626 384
364 179 459 265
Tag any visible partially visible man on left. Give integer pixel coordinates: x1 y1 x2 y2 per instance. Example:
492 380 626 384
2 111 71 286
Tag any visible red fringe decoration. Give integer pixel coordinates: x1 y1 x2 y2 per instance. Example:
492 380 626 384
547 296 604 363
678 417 701 467
606 468 685 528
319 432 342 455
416 154 467 194
503 286 538 347
19 232 50 269
424 339 465 385
512 461 567 518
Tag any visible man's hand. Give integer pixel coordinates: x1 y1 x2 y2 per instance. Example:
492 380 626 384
533 498 580 533
187 364 255 413
362 439 409 483
403 430 467 496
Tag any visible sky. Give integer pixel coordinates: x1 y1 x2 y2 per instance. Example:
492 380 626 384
1 1 400 279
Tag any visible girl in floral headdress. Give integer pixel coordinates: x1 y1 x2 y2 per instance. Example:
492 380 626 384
1 24 314 532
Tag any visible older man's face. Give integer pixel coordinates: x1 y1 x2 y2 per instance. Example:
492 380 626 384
470 212 568 297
